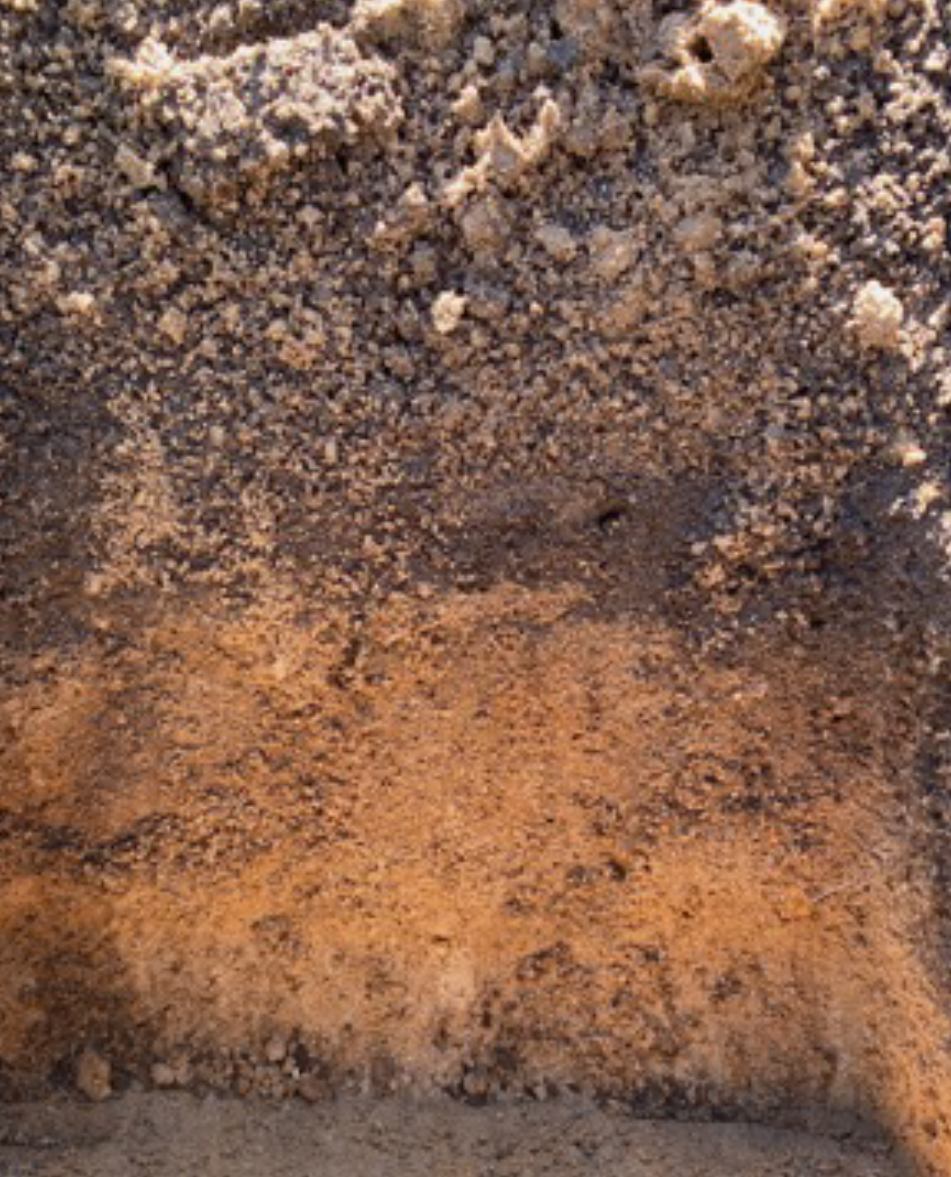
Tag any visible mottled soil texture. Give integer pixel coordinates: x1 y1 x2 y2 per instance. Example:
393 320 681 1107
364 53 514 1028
3 0 951 1174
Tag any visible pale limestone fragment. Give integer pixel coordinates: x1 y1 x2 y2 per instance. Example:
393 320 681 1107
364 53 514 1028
370 183 433 251
58 289 95 313
460 197 510 256
852 280 904 350
812 0 888 33
471 35 495 67
432 290 467 335
451 83 483 126
700 1 785 84
443 97 561 207
116 143 159 188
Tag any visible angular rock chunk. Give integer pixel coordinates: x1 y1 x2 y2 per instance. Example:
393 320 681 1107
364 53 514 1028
644 1 785 106
111 26 403 203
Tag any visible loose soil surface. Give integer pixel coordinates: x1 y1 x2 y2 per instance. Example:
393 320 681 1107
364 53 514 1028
0 1094 903 1177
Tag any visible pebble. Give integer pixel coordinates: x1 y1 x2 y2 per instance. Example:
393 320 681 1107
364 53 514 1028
265 1035 288 1064
75 1048 112 1102
431 290 467 335
852 280 904 350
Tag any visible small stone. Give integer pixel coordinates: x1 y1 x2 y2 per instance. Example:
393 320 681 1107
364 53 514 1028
472 35 495 67
208 3 233 35
588 225 639 280
57 291 97 317
432 290 466 335
151 1061 178 1088
76 1048 112 1102
890 436 927 467
852 280 904 350
353 0 464 50
460 198 510 256
158 306 188 345
535 222 577 263
451 83 483 126
297 1072 330 1102
116 144 157 188
264 1035 288 1064
699 1 785 85
648 0 785 104
673 213 723 255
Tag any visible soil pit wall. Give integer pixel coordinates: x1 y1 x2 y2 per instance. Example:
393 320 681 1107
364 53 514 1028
3 0 951 1171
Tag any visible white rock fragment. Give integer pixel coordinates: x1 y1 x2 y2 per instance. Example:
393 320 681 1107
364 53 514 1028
472 35 495 68
432 290 467 335
888 433 927 468
852 280 904 350
459 197 510 256
370 182 432 251
150 1053 192 1088
473 107 559 187
812 0 888 33
58 290 97 316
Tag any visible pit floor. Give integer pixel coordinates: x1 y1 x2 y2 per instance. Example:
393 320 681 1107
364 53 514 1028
0 1093 903 1176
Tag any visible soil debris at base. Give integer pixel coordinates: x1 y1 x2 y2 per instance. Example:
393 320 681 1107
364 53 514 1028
0 1093 902 1177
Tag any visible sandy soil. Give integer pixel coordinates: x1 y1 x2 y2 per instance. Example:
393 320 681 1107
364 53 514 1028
4 0 951 1174
0 1093 903 1177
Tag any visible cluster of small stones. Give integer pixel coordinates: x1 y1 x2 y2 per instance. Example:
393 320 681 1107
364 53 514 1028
109 24 404 204
70 1040 556 1105
70 1042 337 1104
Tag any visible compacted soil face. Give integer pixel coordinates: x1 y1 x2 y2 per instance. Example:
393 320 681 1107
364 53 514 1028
3 0 951 1173
0 1093 903 1177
